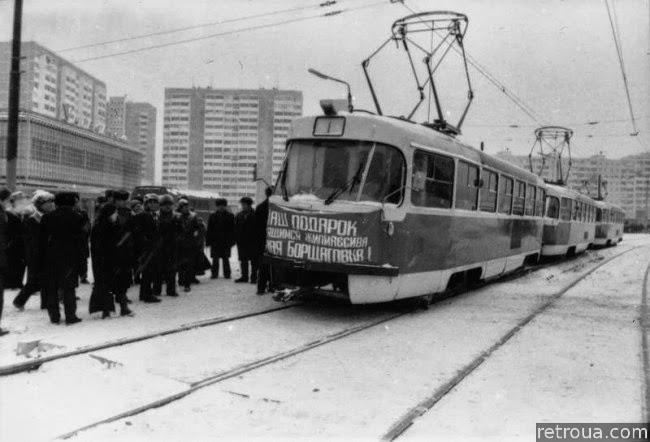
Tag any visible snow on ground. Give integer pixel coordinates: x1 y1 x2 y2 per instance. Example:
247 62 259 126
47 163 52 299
401 245 650 442
0 254 281 367
58 236 650 441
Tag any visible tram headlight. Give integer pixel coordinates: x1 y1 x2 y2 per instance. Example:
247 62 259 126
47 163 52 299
386 221 395 237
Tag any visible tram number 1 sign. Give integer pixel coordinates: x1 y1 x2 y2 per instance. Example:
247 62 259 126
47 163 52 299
265 203 383 265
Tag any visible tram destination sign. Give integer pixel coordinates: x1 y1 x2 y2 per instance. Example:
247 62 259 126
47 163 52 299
266 203 383 265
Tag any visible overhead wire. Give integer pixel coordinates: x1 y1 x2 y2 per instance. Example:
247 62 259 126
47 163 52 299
604 0 639 135
57 2 345 53
70 0 391 63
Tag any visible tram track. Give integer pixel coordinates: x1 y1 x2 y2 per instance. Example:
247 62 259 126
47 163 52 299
380 244 644 441
641 260 650 423
56 309 411 440
0 244 621 379
54 245 642 440
0 303 298 377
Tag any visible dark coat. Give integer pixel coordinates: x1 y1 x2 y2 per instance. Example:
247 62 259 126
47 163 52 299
77 208 91 258
23 212 43 273
156 211 182 272
207 210 235 258
178 212 204 268
254 199 270 253
115 207 135 268
131 210 159 271
234 208 257 260
39 206 84 289
0 206 8 270
5 210 25 288
89 212 119 313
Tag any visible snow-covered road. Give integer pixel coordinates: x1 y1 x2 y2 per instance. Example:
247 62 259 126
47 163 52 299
1 235 649 441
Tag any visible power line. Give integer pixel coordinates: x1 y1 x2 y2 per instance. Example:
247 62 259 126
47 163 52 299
57 0 362 53
466 114 650 129
71 1 390 64
604 0 639 135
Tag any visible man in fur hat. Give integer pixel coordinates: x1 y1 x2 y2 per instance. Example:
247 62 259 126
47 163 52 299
13 191 55 310
39 191 84 324
111 189 135 315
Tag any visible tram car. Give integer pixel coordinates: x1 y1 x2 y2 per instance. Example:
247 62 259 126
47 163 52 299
594 201 624 246
264 110 548 304
541 184 597 257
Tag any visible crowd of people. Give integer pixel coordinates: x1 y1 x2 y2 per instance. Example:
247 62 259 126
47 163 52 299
0 186 275 335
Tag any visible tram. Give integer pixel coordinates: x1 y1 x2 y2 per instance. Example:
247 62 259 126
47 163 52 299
594 201 625 246
264 112 547 303
541 184 597 256
262 10 623 304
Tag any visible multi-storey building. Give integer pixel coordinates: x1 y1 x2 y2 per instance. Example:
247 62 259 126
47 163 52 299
107 96 157 184
0 111 142 196
162 87 302 202
0 41 107 133
495 149 650 220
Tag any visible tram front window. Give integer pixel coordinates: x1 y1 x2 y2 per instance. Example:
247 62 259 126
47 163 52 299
281 140 405 204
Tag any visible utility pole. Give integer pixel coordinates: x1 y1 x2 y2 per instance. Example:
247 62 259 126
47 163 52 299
6 0 23 190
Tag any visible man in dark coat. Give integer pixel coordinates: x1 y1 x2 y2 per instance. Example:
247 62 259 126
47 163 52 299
234 196 257 283
76 200 91 284
13 191 55 310
0 188 11 336
89 202 119 318
207 198 234 279
5 191 27 289
130 198 144 284
254 187 273 295
154 195 181 297
132 194 161 303
112 190 135 312
177 199 204 292
39 191 84 324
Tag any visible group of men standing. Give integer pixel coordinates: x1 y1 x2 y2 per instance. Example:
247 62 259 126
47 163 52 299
208 186 273 295
0 188 90 330
0 186 275 336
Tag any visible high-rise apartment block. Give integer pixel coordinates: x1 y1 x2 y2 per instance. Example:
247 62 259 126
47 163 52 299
0 41 107 133
107 96 157 184
162 87 302 202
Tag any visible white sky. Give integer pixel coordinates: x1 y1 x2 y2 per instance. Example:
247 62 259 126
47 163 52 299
1 0 648 183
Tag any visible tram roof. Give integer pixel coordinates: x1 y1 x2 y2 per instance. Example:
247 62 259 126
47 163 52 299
594 199 623 212
545 183 594 203
288 112 543 185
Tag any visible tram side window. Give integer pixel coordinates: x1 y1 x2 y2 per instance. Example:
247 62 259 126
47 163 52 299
596 208 602 222
525 184 535 216
411 150 454 208
498 176 513 214
536 188 546 217
513 180 525 215
546 196 560 219
560 198 572 221
455 160 479 210
479 170 498 212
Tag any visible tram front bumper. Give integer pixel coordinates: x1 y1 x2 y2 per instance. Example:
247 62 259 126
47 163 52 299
263 255 399 277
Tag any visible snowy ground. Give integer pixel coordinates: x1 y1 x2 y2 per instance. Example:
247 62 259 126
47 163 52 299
1 235 649 441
